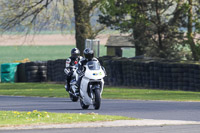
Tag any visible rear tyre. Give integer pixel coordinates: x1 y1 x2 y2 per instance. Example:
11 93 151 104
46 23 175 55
93 89 101 110
80 99 89 109
69 93 79 102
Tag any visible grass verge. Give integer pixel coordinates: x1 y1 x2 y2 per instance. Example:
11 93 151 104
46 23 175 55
0 110 134 127
0 45 107 65
0 45 107 78
0 83 200 101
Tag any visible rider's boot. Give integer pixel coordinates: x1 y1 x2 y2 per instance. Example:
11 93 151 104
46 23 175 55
73 85 79 96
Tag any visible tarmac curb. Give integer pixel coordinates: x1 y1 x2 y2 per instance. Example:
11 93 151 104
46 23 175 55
1 119 200 130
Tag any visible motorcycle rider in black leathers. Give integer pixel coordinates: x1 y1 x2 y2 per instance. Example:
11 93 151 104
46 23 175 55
76 48 98 89
64 48 82 92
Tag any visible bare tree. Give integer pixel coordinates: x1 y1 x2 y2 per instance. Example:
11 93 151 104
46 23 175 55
73 0 104 55
0 0 104 55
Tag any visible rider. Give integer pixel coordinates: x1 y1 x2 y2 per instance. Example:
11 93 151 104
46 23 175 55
76 48 98 88
64 48 82 91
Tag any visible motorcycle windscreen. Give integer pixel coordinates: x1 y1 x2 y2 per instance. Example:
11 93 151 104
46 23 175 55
87 61 100 70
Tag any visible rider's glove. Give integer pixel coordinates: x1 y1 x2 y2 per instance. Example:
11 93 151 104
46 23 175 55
80 72 84 77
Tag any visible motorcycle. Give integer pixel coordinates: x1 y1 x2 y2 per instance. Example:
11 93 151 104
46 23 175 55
67 60 106 110
66 65 79 102
78 60 106 110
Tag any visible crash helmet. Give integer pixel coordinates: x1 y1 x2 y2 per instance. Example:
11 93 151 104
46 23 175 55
83 48 94 60
71 48 80 59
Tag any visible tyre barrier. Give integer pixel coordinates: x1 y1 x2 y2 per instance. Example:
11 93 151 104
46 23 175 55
17 61 48 82
26 61 47 82
98 56 200 91
17 63 27 82
17 59 65 83
47 59 66 82
16 57 200 91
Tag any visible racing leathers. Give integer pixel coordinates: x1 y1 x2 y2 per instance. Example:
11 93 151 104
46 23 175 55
64 56 82 91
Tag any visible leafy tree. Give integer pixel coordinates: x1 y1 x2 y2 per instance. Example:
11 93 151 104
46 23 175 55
0 0 103 55
99 0 188 59
99 0 148 56
184 0 200 60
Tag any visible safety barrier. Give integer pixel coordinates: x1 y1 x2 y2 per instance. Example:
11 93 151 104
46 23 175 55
98 56 200 91
47 59 66 82
13 57 200 91
17 61 47 82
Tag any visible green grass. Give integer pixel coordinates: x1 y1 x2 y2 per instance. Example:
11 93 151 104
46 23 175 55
0 45 135 78
104 87 200 101
0 45 106 65
0 110 134 127
0 45 107 78
0 45 107 65
0 45 73 78
122 48 135 57
0 83 200 101
0 83 67 97
0 45 135 65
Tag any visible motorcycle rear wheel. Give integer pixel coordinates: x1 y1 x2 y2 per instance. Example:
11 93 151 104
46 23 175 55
69 93 79 102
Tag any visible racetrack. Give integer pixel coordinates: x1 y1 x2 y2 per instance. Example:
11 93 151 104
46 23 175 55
1 95 200 121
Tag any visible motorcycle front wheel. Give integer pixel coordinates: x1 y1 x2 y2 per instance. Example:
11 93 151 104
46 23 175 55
93 89 101 110
80 99 89 109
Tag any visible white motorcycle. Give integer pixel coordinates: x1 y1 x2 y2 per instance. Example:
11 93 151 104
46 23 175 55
77 60 106 110
67 60 106 110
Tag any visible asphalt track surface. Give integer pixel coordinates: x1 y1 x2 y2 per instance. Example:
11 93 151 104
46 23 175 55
0 95 200 121
2 125 200 133
1 96 200 133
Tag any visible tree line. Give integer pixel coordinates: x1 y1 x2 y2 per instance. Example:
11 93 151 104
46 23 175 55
0 0 199 60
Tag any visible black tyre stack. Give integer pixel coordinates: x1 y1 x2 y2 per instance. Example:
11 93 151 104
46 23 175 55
111 58 124 86
47 60 54 81
55 59 66 82
149 61 159 89
194 64 200 91
98 57 200 91
102 60 110 85
121 58 131 86
38 63 48 82
25 61 47 82
170 63 182 90
132 61 140 87
182 64 190 91
177 63 185 90
137 61 144 87
17 63 27 82
166 62 174 90
98 56 113 85
46 59 66 82
188 64 195 91
15 57 200 91
130 60 136 86
142 60 151 87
